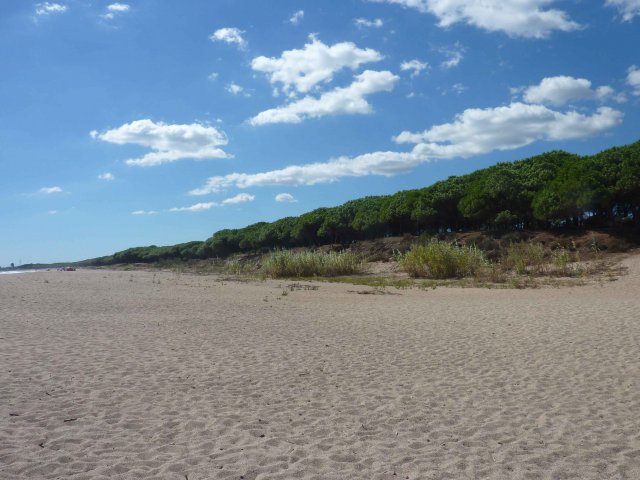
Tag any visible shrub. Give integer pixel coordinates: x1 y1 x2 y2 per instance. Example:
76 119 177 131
551 247 572 276
223 257 258 275
262 250 361 278
504 242 546 274
397 240 488 279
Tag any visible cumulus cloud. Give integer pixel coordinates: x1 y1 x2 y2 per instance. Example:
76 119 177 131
92 119 230 167
98 173 115 181
368 0 580 38
628 65 640 95
169 194 253 212
355 18 384 28
192 102 622 194
107 3 130 12
249 70 399 125
222 193 255 205
35 2 67 16
102 3 130 20
39 186 64 194
210 27 247 49
226 82 244 95
169 202 217 213
131 210 158 215
275 193 297 203
401 60 429 77
189 150 424 194
606 0 640 21
439 44 464 69
289 10 304 24
522 76 616 105
251 36 383 95
394 103 623 156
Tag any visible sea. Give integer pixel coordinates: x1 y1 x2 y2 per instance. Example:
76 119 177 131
0 270 40 275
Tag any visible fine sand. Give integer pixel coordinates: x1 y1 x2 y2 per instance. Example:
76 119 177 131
2 258 640 480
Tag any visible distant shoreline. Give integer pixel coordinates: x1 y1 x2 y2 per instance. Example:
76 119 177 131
0 269 40 275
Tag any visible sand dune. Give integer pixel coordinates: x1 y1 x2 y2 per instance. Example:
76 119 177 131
2 258 640 479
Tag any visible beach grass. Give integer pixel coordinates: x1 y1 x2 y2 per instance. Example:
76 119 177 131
262 249 362 278
396 240 488 279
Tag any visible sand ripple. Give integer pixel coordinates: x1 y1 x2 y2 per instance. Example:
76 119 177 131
2 259 640 479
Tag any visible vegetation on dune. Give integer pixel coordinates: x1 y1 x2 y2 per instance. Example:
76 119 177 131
396 240 488 279
504 242 546 275
87 141 640 267
262 250 361 278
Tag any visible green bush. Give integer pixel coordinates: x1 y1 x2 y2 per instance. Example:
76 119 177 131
262 250 361 278
397 240 488 279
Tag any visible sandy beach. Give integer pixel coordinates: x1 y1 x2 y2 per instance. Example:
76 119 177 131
2 258 640 480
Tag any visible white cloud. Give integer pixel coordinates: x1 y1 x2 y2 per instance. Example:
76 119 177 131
208 72 219 81
169 202 217 213
355 18 384 28
98 173 115 181
131 210 158 215
368 0 581 38
440 44 464 69
289 10 304 24
401 60 429 77
440 83 467 95
210 27 247 49
627 65 640 95
251 36 383 95
169 194 254 212
606 0 640 21
275 193 297 203
190 150 423 194
394 103 623 156
226 82 244 95
35 2 67 16
48 210 58 215
101 3 130 20
522 76 616 105
92 119 230 167
222 193 255 205
249 70 399 125
39 186 64 194
192 102 622 194
452 83 466 94
107 3 130 12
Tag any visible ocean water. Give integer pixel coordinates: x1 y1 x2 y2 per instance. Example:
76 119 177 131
0 270 39 275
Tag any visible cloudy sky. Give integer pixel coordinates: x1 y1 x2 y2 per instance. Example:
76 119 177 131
1 0 639 265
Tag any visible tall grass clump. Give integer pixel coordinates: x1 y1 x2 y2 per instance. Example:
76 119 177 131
262 250 361 278
505 242 546 274
223 257 258 275
397 240 488 279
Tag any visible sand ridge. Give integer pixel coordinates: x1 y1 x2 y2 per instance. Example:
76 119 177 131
1 258 640 479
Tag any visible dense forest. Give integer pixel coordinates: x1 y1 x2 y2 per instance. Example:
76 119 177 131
87 140 640 266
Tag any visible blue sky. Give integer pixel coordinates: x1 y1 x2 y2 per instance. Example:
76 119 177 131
1 0 639 265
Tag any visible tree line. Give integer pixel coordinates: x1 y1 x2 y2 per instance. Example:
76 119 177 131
88 140 640 265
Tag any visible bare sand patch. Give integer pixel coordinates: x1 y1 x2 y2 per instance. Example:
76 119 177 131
2 257 640 479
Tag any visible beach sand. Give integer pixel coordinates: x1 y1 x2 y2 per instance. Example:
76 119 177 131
2 258 640 479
